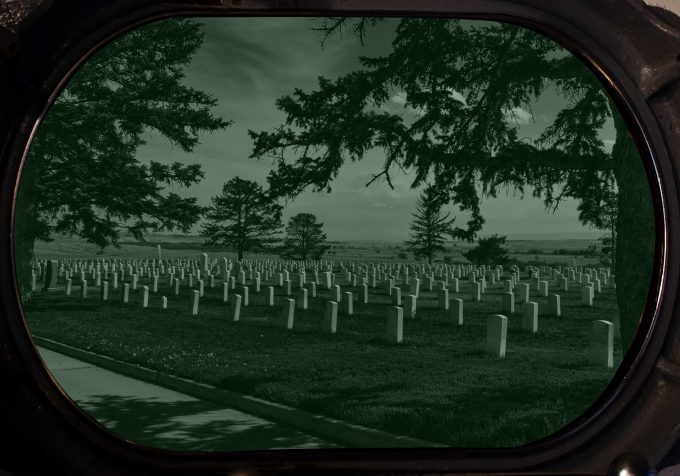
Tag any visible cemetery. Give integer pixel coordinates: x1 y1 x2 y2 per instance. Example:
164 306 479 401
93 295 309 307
13 15 651 450
25 247 622 447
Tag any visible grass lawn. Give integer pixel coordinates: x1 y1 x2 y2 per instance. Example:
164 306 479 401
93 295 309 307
25 265 622 448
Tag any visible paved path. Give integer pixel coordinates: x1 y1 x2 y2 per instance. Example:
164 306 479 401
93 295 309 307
38 347 334 451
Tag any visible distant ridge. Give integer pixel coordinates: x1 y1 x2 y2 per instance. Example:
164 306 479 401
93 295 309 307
505 231 603 240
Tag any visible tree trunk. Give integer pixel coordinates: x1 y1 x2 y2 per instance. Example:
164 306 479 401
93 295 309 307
611 108 655 351
13 167 40 303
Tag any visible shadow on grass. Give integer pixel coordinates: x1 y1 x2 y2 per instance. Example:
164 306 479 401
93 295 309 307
76 394 333 451
24 294 103 312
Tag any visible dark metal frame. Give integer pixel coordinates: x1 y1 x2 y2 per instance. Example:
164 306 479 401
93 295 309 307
0 1 679 474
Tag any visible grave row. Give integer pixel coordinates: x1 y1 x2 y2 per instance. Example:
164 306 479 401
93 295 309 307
31 255 616 367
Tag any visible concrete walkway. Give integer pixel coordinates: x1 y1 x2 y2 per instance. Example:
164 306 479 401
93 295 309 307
38 346 334 451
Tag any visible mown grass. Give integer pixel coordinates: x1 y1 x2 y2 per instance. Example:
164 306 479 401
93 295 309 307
25 268 621 448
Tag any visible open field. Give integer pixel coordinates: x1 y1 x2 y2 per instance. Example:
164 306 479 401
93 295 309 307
33 235 605 266
25 254 621 448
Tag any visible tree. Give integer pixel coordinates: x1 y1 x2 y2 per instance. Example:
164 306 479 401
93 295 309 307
404 188 456 264
463 235 509 266
281 213 329 260
248 19 654 350
579 187 618 270
15 18 231 296
201 177 283 260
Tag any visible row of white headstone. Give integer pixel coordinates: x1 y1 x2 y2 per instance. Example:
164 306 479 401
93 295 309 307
483 315 613 366
156 283 615 368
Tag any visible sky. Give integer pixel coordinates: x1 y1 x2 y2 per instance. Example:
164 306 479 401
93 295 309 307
134 17 615 241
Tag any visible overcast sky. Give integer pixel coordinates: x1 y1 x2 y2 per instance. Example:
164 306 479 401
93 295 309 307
135 17 615 241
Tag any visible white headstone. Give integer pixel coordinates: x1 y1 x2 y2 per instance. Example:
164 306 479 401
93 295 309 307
343 292 353 315
222 282 229 302
486 314 508 357
450 298 463 325
386 306 403 343
297 288 308 310
522 302 538 333
589 320 613 368
390 287 402 306
79 280 88 298
472 282 481 301
324 301 338 333
266 286 275 306
581 286 594 306
331 284 341 302
230 294 242 322
409 278 420 297
450 277 459 293
189 290 199 316
517 283 529 303
140 285 149 308
549 294 561 316
359 284 368 304
280 298 295 329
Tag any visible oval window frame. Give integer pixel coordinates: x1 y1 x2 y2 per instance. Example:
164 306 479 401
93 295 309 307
0 1 676 473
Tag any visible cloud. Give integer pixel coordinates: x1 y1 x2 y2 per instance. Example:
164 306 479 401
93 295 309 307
603 139 615 153
390 91 408 105
388 91 428 116
503 106 533 124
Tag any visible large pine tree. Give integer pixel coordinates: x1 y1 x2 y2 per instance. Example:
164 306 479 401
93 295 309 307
15 18 231 296
404 188 456 264
249 19 654 350
281 213 329 261
201 177 283 260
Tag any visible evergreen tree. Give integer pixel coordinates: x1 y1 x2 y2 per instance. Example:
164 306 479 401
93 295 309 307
201 177 283 260
404 188 456 264
281 213 329 260
463 234 510 266
15 18 231 296
248 19 654 349
579 187 618 270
